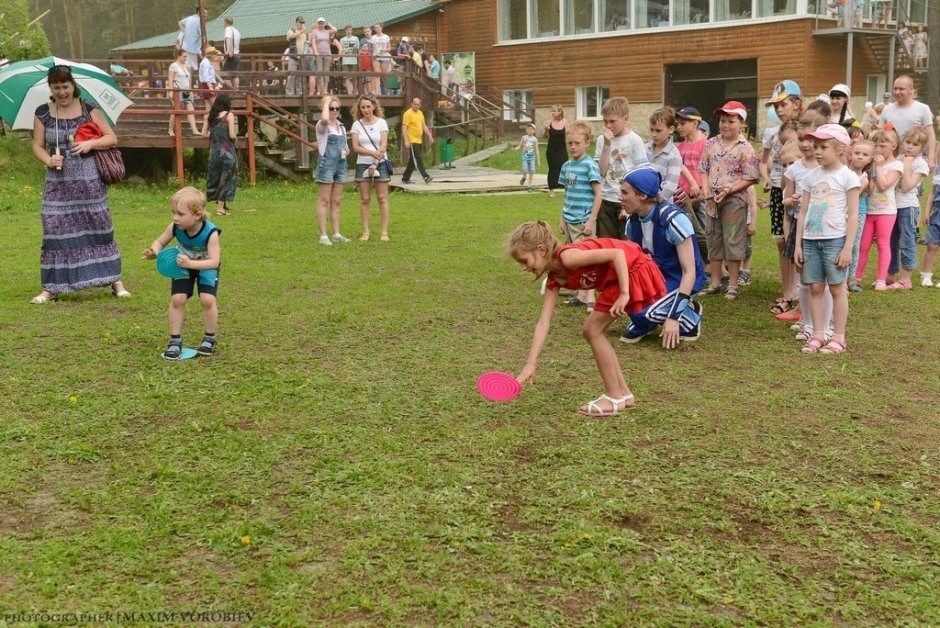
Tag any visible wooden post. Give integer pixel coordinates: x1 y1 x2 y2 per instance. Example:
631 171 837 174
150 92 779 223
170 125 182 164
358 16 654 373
173 91 184 186
247 93 256 186
199 0 208 55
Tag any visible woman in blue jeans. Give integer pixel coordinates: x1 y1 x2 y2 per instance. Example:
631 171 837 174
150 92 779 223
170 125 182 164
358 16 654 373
315 95 350 245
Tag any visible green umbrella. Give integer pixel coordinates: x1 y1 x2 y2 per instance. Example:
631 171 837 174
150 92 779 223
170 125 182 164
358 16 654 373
0 56 132 130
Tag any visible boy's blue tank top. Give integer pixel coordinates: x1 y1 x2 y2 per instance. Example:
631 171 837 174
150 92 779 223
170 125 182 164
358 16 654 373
173 219 221 262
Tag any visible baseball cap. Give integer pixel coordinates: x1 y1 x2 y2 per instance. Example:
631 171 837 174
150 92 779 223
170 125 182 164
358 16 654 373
804 123 851 145
316 17 326 23
766 79 801 106
621 166 663 198
714 100 747 122
675 106 702 121
698 120 710 135
829 83 850 99
401 36 410 42
296 16 305 22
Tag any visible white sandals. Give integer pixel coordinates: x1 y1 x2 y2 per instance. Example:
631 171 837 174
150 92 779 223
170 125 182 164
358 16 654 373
577 393 635 417
30 291 56 304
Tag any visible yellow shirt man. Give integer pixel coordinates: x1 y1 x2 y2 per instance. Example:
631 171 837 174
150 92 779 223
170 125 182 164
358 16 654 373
403 106 427 145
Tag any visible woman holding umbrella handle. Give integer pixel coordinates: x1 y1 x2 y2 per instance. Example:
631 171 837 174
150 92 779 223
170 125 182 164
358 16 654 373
30 64 129 304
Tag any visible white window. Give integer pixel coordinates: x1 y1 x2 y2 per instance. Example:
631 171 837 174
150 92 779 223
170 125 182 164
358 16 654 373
577 86 610 119
503 90 533 121
565 0 596 35
533 0 561 37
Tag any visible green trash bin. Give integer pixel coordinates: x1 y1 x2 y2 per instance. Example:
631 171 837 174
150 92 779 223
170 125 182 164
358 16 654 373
439 138 455 169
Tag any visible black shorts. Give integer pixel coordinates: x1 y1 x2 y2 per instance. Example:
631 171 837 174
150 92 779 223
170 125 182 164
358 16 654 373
171 268 220 298
595 199 627 240
222 55 240 72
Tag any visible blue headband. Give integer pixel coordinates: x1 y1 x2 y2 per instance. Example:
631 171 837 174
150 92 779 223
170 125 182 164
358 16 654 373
622 167 662 198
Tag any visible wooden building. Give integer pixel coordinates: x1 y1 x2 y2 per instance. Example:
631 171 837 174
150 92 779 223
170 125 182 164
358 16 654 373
437 0 929 135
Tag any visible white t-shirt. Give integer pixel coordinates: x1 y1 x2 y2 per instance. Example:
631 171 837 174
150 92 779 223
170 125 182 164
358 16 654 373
594 130 649 203
761 125 784 187
352 118 389 165
784 159 818 218
224 26 240 55
895 155 929 208
868 159 904 215
802 165 860 240
371 33 391 58
880 101 933 144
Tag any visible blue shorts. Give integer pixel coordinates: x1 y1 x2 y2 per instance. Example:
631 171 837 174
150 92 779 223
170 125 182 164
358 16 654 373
926 201 940 246
315 156 347 184
354 162 391 183
521 153 536 174
801 236 847 285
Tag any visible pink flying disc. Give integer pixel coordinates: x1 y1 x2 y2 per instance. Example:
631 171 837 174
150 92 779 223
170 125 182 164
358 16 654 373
476 371 521 402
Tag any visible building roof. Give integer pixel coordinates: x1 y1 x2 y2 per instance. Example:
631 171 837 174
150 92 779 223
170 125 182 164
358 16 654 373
113 0 438 52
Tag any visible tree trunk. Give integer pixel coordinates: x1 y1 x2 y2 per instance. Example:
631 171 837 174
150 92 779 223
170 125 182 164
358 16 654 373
927 1 940 113
61 0 75 58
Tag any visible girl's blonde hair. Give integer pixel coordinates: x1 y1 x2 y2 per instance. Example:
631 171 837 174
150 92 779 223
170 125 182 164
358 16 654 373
353 94 384 121
507 221 558 273
320 95 341 120
870 128 900 155
550 104 564 118
171 186 207 217
902 126 929 147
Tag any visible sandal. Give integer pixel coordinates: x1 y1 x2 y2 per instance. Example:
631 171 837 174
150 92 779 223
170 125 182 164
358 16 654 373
359 233 370 242
770 298 797 315
577 393 634 417
111 282 131 298
800 337 825 353
818 339 847 354
30 291 56 304
697 283 723 297
724 286 739 301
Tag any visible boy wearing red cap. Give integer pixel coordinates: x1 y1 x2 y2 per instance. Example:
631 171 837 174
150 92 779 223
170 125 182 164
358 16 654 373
698 101 760 299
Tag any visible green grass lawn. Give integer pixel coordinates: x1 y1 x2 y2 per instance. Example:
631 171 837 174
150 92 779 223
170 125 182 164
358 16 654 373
1 137 939 623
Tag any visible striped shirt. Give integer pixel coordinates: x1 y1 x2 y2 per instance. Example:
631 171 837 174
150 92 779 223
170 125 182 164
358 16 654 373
560 155 602 224
646 139 683 201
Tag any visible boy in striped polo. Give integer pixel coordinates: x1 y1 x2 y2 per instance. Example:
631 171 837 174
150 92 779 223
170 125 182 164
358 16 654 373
559 120 603 310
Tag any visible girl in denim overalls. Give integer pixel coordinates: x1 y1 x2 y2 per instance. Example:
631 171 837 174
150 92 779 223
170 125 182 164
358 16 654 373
316 95 350 245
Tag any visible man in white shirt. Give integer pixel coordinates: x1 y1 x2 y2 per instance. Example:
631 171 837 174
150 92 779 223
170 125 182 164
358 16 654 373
880 75 935 169
178 6 206 82
223 17 241 88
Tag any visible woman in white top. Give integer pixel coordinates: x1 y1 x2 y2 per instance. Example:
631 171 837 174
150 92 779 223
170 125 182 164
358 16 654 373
350 94 391 241
370 22 392 95
167 49 200 136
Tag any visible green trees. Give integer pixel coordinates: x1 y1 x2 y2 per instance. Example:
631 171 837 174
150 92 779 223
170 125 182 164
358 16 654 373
0 0 51 61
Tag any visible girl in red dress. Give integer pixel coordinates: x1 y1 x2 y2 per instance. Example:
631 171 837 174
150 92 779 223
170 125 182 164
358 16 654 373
509 221 665 416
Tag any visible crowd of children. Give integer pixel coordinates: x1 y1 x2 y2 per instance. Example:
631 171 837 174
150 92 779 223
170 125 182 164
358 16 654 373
510 77 939 414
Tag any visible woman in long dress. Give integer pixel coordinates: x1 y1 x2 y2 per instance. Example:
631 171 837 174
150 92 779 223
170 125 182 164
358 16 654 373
205 94 238 216
542 104 568 198
30 65 129 304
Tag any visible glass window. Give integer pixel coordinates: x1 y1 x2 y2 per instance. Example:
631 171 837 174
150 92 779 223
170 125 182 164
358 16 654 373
907 0 926 24
533 0 561 37
565 0 596 35
578 86 610 119
501 0 529 40
715 0 752 21
674 0 709 25
503 90 533 121
600 0 631 31
757 0 797 17
637 0 670 27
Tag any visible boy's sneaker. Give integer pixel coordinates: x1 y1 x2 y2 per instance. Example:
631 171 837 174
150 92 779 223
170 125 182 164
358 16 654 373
619 325 651 344
920 272 934 287
318 235 333 246
424 175 433 184
680 302 703 342
197 336 216 356
520 175 526 186
737 270 751 286
332 233 351 243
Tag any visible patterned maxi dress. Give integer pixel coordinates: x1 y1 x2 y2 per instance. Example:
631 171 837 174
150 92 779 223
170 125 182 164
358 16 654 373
206 114 238 205
36 102 122 293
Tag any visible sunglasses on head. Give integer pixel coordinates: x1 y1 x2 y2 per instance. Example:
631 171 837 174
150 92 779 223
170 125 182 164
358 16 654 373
48 64 72 76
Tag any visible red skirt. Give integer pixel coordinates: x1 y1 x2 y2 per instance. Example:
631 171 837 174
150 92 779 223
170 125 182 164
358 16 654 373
594 257 666 314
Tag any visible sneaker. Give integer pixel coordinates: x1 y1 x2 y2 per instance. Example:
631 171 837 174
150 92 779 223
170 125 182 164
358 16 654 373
332 233 351 243
526 186 533 193
585 303 595 313
424 175 433 184
318 235 333 246
848 282 863 293
197 337 216 356
737 270 751 286
520 175 526 186
619 326 651 344
401 179 415 184
920 273 934 287
680 302 702 342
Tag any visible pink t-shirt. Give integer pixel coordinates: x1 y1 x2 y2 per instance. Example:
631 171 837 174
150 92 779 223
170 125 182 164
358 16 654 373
313 28 332 55
677 137 706 195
